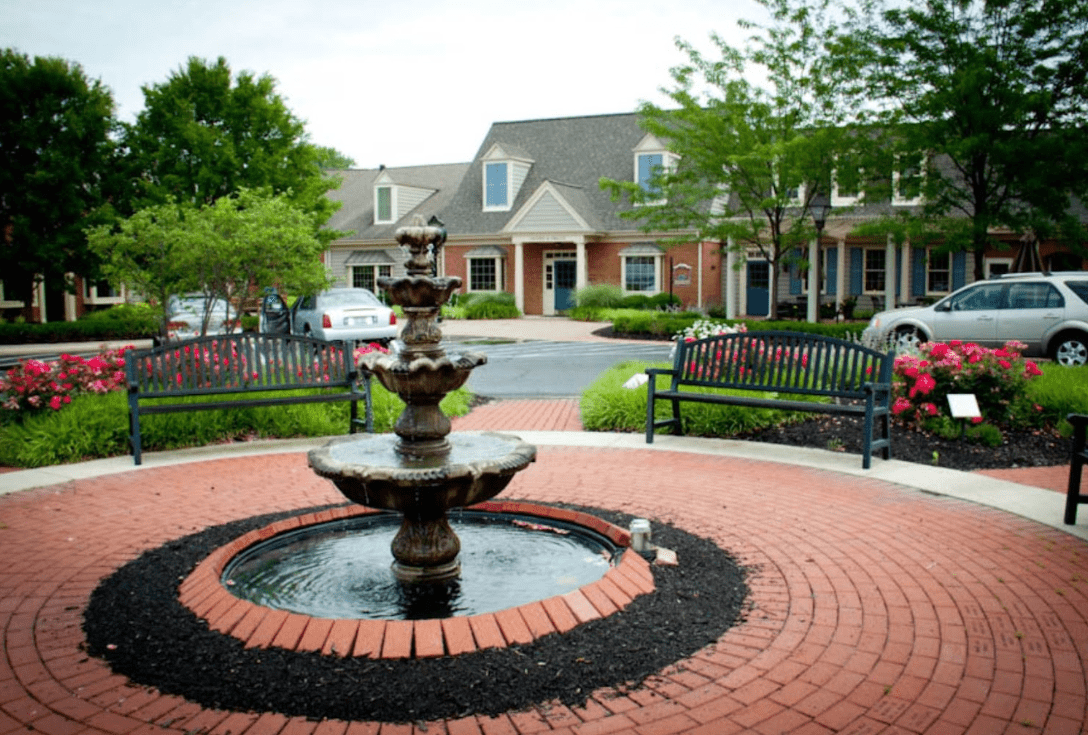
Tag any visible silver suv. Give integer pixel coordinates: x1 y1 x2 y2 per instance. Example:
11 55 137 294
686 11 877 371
861 272 1088 366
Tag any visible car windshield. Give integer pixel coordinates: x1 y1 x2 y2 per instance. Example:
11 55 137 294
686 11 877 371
319 290 382 308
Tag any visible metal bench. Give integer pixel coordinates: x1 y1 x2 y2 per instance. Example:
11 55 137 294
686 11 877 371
126 333 373 465
1065 414 1088 524
646 331 893 468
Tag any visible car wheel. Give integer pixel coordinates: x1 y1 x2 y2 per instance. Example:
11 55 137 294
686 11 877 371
892 326 925 354
1052 332 1088 367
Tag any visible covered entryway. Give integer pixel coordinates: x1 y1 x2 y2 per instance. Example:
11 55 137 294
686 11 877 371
543 251 578 315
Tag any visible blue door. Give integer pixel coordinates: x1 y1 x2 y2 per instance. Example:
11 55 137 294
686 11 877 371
746 261 770 316
555 260 577 312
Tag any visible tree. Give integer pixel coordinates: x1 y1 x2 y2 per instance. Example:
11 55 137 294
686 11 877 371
120 56 340 225
88 189 331 340
314 146 356 170
600 0 852 319
849 0 1088 280
0 49 119 317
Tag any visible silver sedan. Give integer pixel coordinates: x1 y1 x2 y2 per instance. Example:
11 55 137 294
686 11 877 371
290 288 398 346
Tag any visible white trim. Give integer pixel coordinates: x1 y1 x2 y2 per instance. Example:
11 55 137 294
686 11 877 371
82 278 126 306
620 249 663 295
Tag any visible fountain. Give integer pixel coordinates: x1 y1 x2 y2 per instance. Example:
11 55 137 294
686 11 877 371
307 217 537 582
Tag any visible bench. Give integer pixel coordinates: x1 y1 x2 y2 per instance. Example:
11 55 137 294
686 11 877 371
126 333 373 465
1065 414 1088 524
646 331 893 468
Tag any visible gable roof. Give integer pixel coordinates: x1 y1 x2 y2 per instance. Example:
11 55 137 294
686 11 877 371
441 112 647 236
324 162 470 242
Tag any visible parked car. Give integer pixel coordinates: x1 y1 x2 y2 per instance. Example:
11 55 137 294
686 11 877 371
165 294 235 339
289 288 397 346
861 272 1088 366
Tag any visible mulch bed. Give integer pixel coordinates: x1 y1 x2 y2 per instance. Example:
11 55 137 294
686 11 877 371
83 503 748 723
740 413 1070 472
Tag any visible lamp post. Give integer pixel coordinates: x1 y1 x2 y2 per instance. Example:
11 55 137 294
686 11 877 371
808 194 831 323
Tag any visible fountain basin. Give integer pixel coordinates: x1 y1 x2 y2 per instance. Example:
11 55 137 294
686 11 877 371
377 275 461 308
361 351 486 401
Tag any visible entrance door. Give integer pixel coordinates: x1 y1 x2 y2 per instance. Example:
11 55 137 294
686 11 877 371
746 261 770 316
554 260 577 312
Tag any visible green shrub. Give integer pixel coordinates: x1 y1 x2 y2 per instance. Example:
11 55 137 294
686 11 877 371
0 311 161 344
574 284 624 309
579 360 808 436
0 382 471 467
462 292 520 319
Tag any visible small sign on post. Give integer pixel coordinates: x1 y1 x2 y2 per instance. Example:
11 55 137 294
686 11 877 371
947 393 981 436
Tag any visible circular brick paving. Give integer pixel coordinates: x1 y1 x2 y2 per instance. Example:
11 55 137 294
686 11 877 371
1 446 1086 734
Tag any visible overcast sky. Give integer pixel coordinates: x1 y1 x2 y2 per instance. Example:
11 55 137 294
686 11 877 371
3 0 764 168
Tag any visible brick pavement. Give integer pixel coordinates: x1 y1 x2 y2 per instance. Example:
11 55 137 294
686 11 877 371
1 399 1087 734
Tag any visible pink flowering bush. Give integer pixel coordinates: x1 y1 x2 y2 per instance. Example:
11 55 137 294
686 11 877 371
891 340 1044 432
0 348 131 418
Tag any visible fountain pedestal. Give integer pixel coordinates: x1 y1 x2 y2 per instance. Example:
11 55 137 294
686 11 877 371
308 218 536 582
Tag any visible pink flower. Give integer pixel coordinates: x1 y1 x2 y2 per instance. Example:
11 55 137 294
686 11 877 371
922 402 938 416
49 395 62 410
998 359 1011 370
892 397 912 415
911 374 937 397
929 343 950 359
971 417 983 424
1024 361 1042 377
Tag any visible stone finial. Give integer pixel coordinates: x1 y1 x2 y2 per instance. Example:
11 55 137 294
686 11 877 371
395 215 448 276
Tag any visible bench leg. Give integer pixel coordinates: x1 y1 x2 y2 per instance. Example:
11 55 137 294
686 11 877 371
646 381 656 444
1067 419 1088 524
670 399 682 435
128 402 142 466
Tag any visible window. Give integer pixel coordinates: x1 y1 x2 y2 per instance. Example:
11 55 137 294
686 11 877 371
375 186 393 224
352 264 392 292
927 252 950 293
949 283 1004 311
83 278 123 304
864 249 886 293
832 155 863 205
625 256 657 292
469 258 499 291
893 153 925 205
637 153 663 195
1007 282 1063 309
484 162 508 210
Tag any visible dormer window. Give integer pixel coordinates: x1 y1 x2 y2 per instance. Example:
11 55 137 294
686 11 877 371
375 186 393 224
481 144 533 213
485 162 508 210
893 152 925 206
633 134 677 205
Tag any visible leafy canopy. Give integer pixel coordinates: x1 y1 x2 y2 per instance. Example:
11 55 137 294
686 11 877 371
599 0 853 318
0 49 119 308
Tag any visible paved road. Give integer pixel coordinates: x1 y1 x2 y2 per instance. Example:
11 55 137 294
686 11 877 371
450 339 672 397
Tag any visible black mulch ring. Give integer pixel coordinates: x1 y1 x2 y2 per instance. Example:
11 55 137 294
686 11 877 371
82 503 748 724
741 413 1071 471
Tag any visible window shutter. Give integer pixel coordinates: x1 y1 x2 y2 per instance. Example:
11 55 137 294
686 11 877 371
952 252 967 290
911 248 926 297
789 248 802 295
850 248 863 294
826 246 837 296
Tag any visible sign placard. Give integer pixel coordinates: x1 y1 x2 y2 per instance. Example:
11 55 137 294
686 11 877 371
947 393 981 419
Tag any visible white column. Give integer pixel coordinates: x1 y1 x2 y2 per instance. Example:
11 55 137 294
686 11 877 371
885 233 896 309
807 236 819 323
513 239 525 313
575 238 587 290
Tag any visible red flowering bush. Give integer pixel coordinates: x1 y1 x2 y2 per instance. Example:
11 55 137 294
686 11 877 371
891 340 1044 432
0 348 132 416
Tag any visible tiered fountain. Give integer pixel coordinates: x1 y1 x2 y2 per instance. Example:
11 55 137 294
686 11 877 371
308 217 537 582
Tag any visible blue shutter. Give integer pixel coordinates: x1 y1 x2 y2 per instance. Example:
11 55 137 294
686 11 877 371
911 248 926 297
789 248 802 295
850 248 863 294
485 162 508 207
952 252 967 290
826 246 837 295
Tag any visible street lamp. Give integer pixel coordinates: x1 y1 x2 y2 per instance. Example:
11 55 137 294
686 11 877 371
808 194 831 322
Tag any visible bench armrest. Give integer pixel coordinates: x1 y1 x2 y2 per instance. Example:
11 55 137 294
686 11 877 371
646 367 676 377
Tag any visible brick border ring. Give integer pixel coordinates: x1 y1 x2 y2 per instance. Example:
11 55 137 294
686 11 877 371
178 500 656 659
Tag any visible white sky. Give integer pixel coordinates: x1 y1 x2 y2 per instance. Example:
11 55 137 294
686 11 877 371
2 0 764 168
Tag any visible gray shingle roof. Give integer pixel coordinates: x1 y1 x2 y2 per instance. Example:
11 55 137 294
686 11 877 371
441 112 647 236
324 163 470 242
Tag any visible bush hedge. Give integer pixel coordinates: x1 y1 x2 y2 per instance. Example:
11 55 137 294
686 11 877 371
0 303 162 344
0 381 471 468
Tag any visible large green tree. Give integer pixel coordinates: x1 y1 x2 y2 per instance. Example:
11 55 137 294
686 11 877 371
120 56 339 224
601 0 853 318
0 49 119 317
848 0 1088 279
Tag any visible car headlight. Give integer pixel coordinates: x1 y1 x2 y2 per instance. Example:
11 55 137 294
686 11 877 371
868 316 881 330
